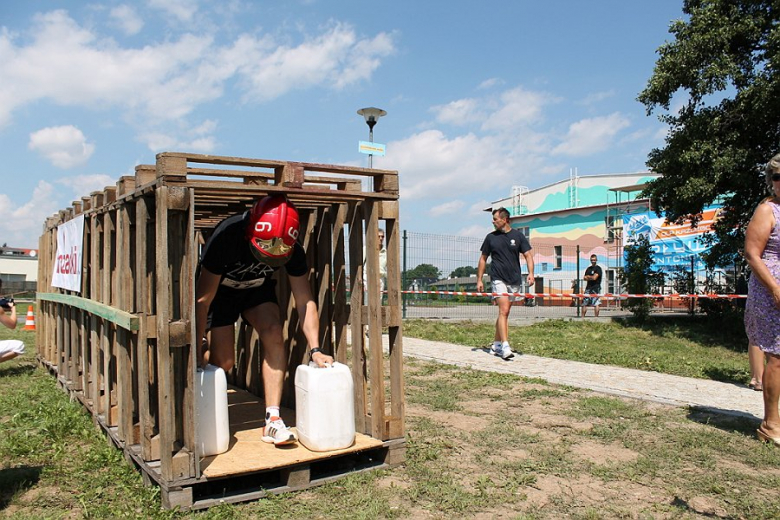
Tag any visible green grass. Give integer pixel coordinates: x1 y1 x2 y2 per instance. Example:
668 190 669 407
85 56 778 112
3 318 780 518
403 316 751 384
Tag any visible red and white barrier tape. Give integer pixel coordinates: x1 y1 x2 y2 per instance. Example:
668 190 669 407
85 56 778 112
399 290 747 300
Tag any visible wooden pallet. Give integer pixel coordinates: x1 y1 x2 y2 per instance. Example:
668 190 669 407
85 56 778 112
35 151 406 509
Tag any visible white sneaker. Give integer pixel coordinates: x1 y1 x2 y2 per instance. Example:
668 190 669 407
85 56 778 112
490 343 502 356
500 345 514 360
262 417 297 446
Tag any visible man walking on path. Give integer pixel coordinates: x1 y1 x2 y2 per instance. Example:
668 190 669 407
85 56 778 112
476 207 534 360
582 254 603 317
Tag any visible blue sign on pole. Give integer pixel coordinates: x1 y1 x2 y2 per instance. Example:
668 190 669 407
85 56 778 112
358 141 386 156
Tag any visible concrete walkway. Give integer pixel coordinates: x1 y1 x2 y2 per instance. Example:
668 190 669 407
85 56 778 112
397 335 764 421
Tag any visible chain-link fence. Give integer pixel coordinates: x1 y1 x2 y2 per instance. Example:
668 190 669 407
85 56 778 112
399 230 741 321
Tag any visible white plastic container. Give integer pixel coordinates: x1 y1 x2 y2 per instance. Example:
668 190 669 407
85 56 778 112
195 364 230 456
295 361 355 452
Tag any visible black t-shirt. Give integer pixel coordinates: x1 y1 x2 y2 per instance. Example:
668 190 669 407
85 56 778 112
584 264 603 292
480 228 532 285
200 212 307 290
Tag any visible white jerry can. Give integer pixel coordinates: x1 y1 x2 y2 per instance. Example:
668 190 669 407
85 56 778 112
195 364 230 456
295 361 356 452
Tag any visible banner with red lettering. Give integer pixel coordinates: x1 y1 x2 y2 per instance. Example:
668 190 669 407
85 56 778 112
51 214 85 292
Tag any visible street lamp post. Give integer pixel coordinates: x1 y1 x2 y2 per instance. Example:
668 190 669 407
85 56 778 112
357 107 386 168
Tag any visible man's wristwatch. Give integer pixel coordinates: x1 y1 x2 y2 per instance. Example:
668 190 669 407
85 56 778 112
309 348 322 358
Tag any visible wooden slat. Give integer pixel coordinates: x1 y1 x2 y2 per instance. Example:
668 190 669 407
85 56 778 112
348 203 368 434
37 293 139 331
363 201 385 440
331 203 349 364
157 151 397 177
116 203 134 443
135 194 155 461
315 206 333 355
385 219 405 439
102 209 115 427
89 213 101 415
156 185 177 480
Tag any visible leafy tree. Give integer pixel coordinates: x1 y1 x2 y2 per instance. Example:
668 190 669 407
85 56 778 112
638 0 780 267
623 235 665 321
403 263 442 287
449 266 477 278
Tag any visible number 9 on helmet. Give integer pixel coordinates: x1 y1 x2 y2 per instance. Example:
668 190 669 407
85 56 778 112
245 195 300 267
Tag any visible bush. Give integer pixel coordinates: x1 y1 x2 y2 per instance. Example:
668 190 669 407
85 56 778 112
622 235 664 321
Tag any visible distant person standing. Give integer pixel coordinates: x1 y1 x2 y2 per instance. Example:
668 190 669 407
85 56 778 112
581 255 603 317
745 153 780 445
0 279 24 364
476 207 534 360
363 228 387 299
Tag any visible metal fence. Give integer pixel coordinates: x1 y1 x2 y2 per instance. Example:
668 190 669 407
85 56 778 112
400 230 740 321
1 280 37 300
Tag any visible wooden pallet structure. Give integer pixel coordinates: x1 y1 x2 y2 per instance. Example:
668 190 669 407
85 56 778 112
35 152 405 510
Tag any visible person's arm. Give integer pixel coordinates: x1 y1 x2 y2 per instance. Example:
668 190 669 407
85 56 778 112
195 268 221 368
476 254 488 293
523 250 535 286
0 301 17 329
745 202 780 308
288 273 334 367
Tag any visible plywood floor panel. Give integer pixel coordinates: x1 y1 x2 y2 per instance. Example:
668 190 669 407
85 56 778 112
201 388 382 478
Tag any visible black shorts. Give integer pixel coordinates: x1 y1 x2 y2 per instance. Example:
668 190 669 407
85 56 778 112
206 281 278 329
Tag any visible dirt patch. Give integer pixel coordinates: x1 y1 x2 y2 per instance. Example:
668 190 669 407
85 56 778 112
398 360 778 519
575 440 639 464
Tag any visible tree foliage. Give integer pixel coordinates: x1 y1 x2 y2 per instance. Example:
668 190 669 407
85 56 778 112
403 263 442 286
638 0 780 266
449 266 477 278
623 235 665 321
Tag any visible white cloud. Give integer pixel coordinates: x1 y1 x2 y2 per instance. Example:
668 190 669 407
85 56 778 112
139 118 218 152
579 89 616 106
240 24 395 102
477 78 502 90
147 0 199 22
378 130 508 200
0 11 219 126
28 125 95 169
481 87 558 132
140 131 216 152
0 12 395 132
469 200 492 213
457 224 490 238
0 181 60 248
551 112 631 157
56 174 116 199
431 98 483 126
110 5 144 35
429 200 465 217
654 126 669 140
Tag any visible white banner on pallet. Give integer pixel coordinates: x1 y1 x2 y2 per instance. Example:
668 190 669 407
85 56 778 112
51 214 85 293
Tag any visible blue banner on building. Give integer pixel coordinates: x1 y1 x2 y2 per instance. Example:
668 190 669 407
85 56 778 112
622 207 722 270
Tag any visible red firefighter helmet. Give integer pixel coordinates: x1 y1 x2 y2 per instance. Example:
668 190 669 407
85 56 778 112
245 195 300 267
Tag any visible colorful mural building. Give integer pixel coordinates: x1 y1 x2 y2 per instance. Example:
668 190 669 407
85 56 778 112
487 170 703 300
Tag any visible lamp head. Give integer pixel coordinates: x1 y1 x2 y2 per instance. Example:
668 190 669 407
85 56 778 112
357 107 387 130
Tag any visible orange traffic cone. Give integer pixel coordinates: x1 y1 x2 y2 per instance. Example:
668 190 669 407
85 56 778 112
24 306 36 331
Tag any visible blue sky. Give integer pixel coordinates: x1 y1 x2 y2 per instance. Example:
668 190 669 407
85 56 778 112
0 0 685 248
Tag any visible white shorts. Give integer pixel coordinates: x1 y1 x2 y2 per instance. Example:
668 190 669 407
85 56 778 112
491 280 522 302
0 339 25 356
